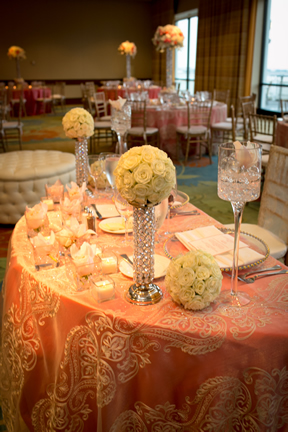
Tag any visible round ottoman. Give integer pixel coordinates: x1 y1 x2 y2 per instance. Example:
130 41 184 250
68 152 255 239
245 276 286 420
0 150 76 224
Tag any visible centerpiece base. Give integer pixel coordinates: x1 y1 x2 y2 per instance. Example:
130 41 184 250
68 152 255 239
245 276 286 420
126 283 162 306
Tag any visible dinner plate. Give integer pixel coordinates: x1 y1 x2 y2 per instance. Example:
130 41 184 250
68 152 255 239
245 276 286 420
119 254 170 279
164 229 269 272
170 191 190 210
99 217 133 234
94 204 120 219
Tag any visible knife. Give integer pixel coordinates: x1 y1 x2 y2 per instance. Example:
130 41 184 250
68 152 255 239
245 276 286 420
91 203 103 220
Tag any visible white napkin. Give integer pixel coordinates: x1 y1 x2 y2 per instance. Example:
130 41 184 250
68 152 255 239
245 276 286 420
109 97 126 111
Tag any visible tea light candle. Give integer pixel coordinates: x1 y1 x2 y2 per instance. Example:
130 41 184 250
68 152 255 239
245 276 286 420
94 279 115 302
41 198 54 211
102 255 118 274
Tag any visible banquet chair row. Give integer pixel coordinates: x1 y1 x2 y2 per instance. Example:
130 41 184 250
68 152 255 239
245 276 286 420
51 82 66 112
226 145 288 264
126 100 160 149
249 112 277 168
176 100 213 164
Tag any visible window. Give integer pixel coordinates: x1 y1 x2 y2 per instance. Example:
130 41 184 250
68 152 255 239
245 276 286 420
259 0 288 112
174 10 198 94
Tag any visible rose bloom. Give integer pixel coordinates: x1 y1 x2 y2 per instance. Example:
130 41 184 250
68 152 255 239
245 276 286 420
25 202 48 230
195 266 211 280
152 159 166 177
178 267 195 287
134 184 150 197
141 146 156 164
121 154 141 171
133 163 153 184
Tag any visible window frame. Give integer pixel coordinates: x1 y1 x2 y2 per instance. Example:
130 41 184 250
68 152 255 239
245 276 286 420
174 9 198 93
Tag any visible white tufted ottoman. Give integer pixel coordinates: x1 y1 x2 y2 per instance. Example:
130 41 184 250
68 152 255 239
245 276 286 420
0 150 76 224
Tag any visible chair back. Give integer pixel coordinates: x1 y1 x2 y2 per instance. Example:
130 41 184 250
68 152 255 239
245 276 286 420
258 145 288 244
213 89 230 105
237 93 256 118
94 92 108 119
130 100 147 132
187 100 213 130
242 101 256 139
280 99 288 121
53 82 65 97
249 113 277 153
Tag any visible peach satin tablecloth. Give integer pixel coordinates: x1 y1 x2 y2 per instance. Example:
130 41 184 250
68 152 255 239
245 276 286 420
1 204 288 431
276 120 288 149
13 87 52 116
146 102 227 158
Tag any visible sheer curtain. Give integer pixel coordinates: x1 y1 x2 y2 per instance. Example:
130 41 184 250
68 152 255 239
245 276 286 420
195 0 257 107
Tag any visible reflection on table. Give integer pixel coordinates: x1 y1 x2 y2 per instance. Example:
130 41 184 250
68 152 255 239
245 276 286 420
1 201 288 431
276 119 288 149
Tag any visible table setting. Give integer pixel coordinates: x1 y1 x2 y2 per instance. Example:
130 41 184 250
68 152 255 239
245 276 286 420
1 108 288 431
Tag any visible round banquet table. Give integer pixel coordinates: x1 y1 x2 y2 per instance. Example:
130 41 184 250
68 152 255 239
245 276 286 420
1 201 288 431
12 87 52 116
276 119 288 149
146 102 227 158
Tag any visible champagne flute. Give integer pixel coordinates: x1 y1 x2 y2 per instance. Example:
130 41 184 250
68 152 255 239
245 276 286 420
114 190 133 245
99 152 115 197
88 155 104 199
105 154 121 190
218 142 262 307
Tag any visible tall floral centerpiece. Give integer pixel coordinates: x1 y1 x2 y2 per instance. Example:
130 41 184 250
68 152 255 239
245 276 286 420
7 45 26 84
152 25 184 89
118 41 137 79
62 108 94 187
114 145 176 305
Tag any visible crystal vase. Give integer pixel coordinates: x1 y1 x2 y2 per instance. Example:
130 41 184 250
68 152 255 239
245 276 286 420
126 54 131 79
74 137 89 187
126 206 163 306
166 48 173 89
111 104 131 155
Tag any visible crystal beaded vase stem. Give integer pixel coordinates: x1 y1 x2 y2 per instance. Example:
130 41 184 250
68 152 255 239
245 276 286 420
166 48 173 88
75 138 89 187
126 206 163 306
126 54 131 79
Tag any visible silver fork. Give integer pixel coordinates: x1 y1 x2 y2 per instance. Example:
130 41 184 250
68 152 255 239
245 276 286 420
120 254 133 266
242 270 288 284
240 265 282 279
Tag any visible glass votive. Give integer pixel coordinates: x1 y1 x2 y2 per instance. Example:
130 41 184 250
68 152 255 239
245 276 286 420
91 275 115 303
41 196 54 211
31 238 59 271
66 255 102 292
60 200 81 222
101 251 118 275
45 183 64 204
25 210 50 239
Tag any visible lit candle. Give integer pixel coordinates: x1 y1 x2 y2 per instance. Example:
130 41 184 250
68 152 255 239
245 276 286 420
102 256 118 274
94 279 115 302
41 198 54 211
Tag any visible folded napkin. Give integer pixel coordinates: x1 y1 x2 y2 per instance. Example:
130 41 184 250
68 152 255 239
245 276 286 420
109 97 126 111
175 226 265 268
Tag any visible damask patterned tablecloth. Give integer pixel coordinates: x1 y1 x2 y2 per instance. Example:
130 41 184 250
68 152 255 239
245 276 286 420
146 102 227 159
1 205 288 431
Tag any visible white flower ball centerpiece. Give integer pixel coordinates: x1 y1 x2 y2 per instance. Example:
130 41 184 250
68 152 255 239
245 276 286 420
118 41 137 79
152 24 184 89
114 145 176 305
62 107 94 187
165 250 223 311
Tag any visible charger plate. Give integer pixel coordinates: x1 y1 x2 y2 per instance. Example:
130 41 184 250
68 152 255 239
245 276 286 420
170 190 189 210
163 229 270 272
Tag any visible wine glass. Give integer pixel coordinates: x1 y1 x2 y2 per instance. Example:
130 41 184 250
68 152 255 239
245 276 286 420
114 190 133 245
111 103 131 155
164 178 178 235
105 154 121 190
88 155 104 199
99 152 115 197
218 142 262 307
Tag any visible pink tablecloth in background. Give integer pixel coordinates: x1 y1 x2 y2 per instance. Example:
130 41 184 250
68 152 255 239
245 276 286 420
1 201 288 431
276 119 288 149
146 102 227 158
13 87 52 116
98 86 161 101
